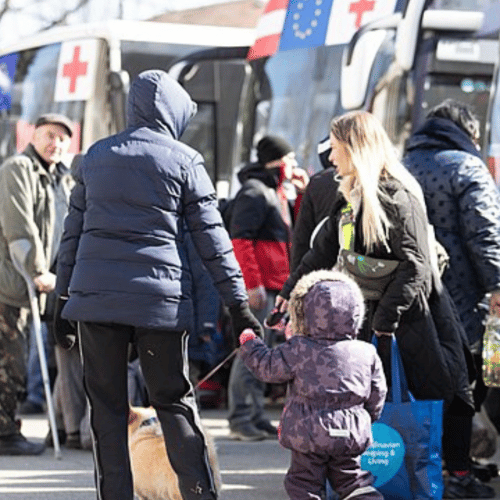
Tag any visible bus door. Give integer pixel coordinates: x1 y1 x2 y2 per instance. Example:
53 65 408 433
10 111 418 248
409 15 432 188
169 47 255 198
370 34 497 153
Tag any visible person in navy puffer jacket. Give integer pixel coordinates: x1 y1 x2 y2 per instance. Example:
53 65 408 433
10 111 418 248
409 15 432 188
54 70 262 500
239 270 387 500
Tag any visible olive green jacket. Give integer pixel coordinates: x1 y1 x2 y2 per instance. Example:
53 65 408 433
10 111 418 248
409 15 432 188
0 144 73 308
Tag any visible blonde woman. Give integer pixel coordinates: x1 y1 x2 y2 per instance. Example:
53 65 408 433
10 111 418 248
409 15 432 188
276 111 491 499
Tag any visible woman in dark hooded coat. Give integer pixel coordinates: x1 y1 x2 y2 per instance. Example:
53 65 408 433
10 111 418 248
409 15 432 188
404 99 500 414
275 110 492 498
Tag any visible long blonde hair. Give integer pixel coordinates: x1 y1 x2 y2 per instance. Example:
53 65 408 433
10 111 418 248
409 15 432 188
330 110 425 252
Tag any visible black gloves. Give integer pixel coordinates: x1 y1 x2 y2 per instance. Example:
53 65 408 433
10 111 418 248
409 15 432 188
52 296 77 350
228 301 264 345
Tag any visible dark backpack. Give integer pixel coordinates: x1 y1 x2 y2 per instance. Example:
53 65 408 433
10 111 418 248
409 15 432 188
218 197 235 234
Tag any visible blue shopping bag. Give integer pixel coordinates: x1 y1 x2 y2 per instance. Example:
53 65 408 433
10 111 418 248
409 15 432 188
361 336 444 500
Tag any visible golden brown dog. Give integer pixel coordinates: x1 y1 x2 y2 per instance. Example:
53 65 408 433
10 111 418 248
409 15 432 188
128 406 221 500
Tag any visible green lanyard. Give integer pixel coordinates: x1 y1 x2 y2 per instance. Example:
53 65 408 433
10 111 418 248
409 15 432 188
339 203 355 251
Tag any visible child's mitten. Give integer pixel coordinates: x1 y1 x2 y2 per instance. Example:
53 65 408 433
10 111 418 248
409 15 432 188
239 328 257 345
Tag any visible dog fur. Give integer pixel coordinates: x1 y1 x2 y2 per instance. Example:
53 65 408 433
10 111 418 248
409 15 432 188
128 406 221 500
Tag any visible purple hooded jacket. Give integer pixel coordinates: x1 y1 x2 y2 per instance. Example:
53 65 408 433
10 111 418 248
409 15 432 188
239 270 387 455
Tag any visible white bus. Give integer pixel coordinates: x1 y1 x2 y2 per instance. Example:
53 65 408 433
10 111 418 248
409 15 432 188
0 19 254 185
341 0 499 155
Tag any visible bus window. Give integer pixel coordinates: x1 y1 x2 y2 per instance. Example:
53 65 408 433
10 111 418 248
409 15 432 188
254 45 344 175
180 103 216 182
421 73 491 139
120 41 211 83
0 43 86 163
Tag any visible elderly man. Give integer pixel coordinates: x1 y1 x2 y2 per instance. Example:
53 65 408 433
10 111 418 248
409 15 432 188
0 113 73 455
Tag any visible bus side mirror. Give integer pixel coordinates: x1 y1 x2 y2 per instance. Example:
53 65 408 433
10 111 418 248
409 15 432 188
341 29 389 111
395 0 427 71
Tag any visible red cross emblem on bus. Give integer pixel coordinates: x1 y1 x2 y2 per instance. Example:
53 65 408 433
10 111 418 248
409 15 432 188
62 46 88 94
349 0 376 28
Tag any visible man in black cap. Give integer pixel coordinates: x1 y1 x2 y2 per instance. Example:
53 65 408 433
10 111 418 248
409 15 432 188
0 113 73 454
226 134 308 441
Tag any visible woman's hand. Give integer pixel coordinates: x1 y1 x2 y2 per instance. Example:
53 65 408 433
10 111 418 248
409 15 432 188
291 167 309 194
275 295 288 313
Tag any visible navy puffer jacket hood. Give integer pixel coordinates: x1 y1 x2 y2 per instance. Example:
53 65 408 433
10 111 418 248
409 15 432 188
126 70 197 139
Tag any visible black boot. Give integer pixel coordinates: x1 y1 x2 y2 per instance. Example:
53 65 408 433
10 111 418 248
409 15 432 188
0 434 45 456
443 472 495 498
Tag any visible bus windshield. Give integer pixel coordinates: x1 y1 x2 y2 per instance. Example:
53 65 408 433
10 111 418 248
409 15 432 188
254 45 345 174
0 43 84 163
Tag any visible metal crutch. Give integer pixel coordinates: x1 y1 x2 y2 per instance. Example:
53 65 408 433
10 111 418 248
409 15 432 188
10 243 62 459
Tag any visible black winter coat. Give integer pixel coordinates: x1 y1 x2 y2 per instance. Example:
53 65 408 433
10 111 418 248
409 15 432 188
281 178 474 408
291 167 338 271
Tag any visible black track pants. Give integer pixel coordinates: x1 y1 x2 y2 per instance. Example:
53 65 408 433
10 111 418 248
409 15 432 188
79 321 217 500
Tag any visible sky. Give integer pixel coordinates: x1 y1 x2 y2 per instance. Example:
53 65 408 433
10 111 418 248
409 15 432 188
0 0 239 47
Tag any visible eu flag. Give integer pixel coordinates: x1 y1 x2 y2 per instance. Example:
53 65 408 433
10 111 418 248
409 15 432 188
279 0 335 52
0 53 18 111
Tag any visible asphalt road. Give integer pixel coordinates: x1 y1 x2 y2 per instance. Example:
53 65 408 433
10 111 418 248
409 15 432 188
0 407 290 500
2 407 500 499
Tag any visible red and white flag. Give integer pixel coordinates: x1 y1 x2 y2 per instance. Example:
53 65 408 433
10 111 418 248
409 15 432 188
248 0 398 60
247 0 289 61
326 0 398 46
54 39 99 102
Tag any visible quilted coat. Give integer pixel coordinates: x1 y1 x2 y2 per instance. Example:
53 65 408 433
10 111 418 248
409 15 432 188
280 178 474 409
239 270 387 454
404 117 500 348
56 70 247 330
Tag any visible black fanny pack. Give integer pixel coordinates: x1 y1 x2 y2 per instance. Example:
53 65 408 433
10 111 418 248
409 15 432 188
336 248 399 300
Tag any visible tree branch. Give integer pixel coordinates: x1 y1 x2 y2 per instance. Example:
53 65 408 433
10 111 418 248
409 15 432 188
0 0 23 22
37 0 91 31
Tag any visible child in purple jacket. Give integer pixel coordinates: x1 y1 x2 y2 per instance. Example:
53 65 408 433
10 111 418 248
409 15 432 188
239 270 387 500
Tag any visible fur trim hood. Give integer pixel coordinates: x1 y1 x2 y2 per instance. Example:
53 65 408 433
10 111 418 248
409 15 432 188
288 270 365 340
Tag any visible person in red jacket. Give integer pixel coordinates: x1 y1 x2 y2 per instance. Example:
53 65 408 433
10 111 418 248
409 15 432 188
226 135 308 441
